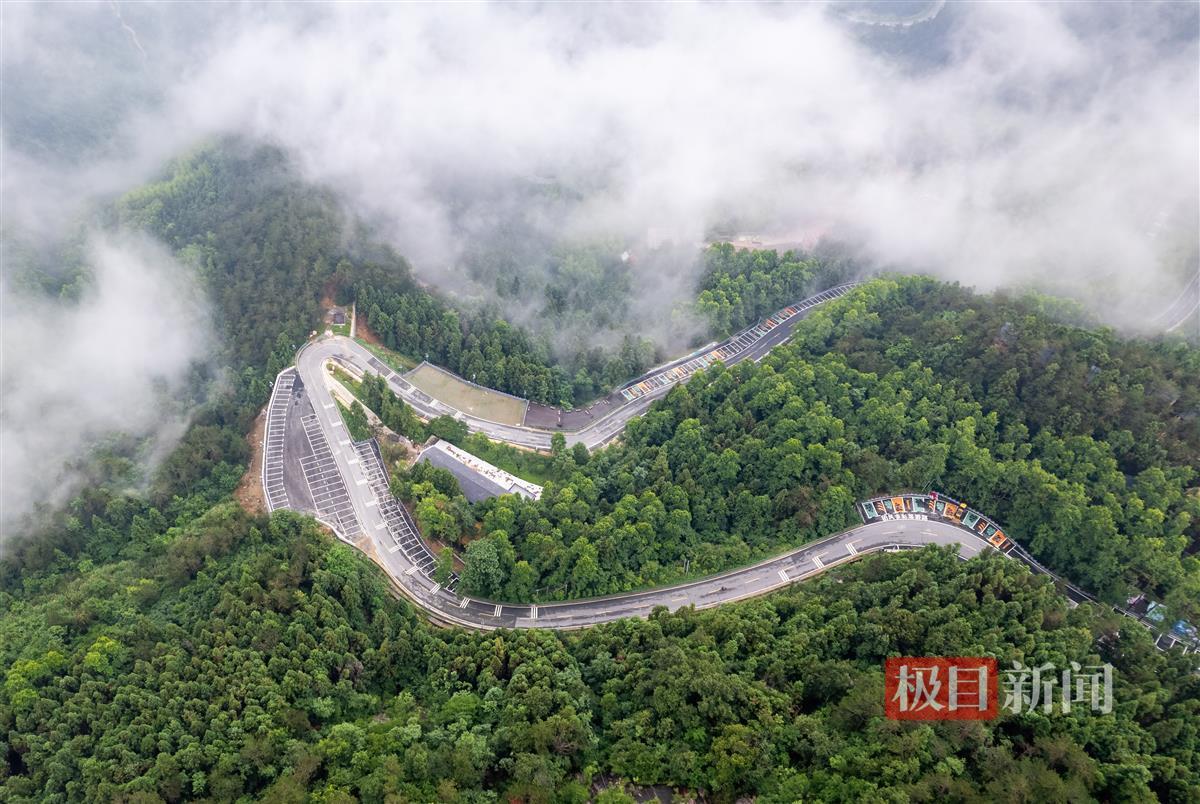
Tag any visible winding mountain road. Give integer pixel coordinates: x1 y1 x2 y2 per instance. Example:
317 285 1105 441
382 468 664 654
267 285 1193 645
279 343 996 629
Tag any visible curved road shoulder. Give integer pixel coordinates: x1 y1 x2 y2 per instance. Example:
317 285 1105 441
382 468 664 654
288 341 1008 631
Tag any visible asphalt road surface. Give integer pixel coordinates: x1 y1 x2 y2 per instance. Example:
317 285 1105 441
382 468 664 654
281 284 1015 631
304 284 856 451
286 353 999 630
270 283 1200 646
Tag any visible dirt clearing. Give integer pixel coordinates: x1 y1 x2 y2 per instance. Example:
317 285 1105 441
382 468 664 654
234 406 267 515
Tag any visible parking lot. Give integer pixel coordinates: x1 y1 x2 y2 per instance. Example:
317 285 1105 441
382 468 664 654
262 369 296 511
618 284 856 402
354 439 456 589
299 412 361 537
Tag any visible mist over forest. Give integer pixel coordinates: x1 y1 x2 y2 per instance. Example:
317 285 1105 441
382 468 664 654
2 5 1200 802
2 1 1198 530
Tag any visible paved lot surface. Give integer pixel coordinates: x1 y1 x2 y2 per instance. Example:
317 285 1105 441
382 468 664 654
419 447 514 503
407 362 529 425
298 410 361 537
263 369 317 515
265 283 1200 643
274 287 1027 630
262 369 295 511
354 439 454 587
308 285 857 451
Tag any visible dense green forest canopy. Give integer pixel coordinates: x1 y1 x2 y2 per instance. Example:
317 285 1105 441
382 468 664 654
4 138 1199 802
115 140 679 409
1 140 651 573
696 242 858 336
3 506 1197 802
430 278 1199 619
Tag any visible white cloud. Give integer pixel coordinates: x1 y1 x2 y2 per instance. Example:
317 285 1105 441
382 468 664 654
0 233 213 537
1 2 1196 530
7 3 1197 315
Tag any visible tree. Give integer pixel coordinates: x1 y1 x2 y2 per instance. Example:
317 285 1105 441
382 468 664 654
550 432 567 456
434 548 454 586
461 538 505 598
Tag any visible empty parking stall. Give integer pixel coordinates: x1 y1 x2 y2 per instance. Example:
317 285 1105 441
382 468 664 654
263 369 296 512
299 413 361 537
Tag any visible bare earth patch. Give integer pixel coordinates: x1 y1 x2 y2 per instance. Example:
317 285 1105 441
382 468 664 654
355 318 384 347
234 406 267 515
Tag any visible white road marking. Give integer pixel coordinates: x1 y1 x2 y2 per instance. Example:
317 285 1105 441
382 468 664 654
406 566 420 576
846 541 859 556
777 569 789 582
812 554 825 569
530 605 538 621
431 584 441 595
493 605 503 617
459 597 470 609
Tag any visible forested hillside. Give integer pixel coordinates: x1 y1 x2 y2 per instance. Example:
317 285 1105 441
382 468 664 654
446 278 1198 620
4 139 1198 802
696 243 858 336
3 505 1197 802
2 141 637 573
355 267 657 408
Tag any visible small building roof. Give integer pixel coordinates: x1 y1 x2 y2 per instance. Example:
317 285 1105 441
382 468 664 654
416 439 543 504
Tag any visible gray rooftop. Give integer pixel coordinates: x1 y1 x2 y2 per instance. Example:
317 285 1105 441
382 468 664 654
417 447 515 503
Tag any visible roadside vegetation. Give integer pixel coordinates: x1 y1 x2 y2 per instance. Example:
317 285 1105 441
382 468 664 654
2 509 1196 802
354 337 417 372
455 278 1199 613
455 432 555 487
337 400 372 442
3 139 1196 802
697 242 857 336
